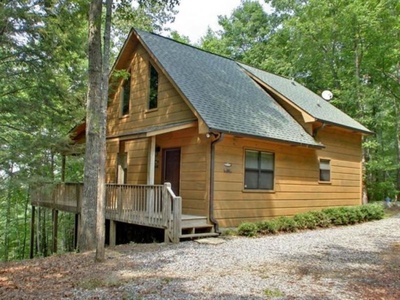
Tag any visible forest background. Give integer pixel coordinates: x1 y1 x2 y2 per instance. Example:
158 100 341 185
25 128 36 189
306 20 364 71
1 0 399 262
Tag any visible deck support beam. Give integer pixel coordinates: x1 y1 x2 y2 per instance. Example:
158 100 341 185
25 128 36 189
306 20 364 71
109 219 116 246
52 209 58 253
74 213 80 250
30 206 35 259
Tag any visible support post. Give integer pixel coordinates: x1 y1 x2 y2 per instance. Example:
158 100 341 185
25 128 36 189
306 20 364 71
61 155 66 183
52 209 58 253
173 196 182 243
109 219 116 247
147 136 156 216
30 206 35 259
147 136 156 185
74 213 80 250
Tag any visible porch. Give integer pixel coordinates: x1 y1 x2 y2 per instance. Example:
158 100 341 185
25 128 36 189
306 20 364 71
29 182 217 246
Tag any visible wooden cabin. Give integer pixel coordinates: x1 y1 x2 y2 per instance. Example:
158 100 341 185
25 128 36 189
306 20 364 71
31 29 371 245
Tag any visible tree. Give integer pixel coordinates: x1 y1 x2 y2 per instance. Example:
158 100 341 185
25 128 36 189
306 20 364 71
0 0 179 262
0 0 88 261
200 0 272 66
80 0 180 261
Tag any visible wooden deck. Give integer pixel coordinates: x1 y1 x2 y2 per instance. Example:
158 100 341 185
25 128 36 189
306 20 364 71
30 182 216 243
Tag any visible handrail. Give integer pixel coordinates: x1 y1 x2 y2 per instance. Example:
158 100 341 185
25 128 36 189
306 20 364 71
30 182 183 242
163 182 182 243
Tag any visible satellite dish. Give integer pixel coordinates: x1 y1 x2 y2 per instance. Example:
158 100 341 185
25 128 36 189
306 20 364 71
321 90 333 101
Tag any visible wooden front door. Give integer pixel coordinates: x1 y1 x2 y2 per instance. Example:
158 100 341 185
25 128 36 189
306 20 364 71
163 148 181 195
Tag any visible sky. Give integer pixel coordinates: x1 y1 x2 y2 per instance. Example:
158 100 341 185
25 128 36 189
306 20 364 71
167 0 271 43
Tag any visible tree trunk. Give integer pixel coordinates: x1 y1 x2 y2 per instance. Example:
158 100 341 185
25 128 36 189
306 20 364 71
4 164 13 261
79 0 103 252
95 0 113 262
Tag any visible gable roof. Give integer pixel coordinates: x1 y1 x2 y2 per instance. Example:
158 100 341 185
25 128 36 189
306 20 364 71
115 28 371 148
238 63 372 134
133 29 322 148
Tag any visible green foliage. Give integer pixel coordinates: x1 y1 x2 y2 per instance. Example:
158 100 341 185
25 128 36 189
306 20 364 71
170 31 191 44
237 205 385 237
256 220 278 234
293 212 318 230
308 211 331 228
264 288 284 298
360 203 385 221
274 216 297 232
0 0 179 261
237 222 258 237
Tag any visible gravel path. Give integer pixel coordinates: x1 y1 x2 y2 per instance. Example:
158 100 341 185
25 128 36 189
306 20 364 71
74 216 400 299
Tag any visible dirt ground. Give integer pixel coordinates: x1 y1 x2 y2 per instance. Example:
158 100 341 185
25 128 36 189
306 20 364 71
1 209 399 299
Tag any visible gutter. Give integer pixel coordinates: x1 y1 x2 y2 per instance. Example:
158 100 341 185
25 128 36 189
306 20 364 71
209 132 224 234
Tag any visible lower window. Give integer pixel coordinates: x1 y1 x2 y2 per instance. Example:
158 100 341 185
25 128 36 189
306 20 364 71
319 159 331 182
244 150 274 190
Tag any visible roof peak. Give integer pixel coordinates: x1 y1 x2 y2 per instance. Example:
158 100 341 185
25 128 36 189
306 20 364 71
133 28 236 64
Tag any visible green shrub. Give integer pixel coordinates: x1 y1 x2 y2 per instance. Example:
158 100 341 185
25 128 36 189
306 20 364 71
237 204 385 237
257 220 279 234
308 211 331 228
293 212 318 230
322 207 349 225
275 216 297 232
360 203 384 221
345 207 360 224
238 222 258 237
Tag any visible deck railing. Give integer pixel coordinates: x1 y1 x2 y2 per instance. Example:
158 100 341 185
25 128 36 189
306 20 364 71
30 182 182 243
30 182 83 213
105 183 165 228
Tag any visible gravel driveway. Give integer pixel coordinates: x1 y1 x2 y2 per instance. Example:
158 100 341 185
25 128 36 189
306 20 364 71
74 215 400 299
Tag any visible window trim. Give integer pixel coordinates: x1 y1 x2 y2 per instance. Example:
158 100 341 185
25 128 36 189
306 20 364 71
244 149 275 191
319 158 331 183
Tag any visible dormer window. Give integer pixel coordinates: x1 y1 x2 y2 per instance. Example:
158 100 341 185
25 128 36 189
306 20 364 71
121 74 131 116
149 63 158 109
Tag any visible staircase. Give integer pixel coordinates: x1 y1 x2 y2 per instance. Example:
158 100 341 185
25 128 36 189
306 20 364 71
180 215 219 240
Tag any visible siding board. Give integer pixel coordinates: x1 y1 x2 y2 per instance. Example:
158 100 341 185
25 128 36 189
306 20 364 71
213 130 363 227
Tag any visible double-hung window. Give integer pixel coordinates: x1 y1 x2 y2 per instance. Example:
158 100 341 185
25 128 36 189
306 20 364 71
319 159 331 182
244 150 274 190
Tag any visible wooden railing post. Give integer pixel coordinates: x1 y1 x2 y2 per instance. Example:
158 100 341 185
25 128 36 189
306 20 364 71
162 183 171 226
173 196 182 243
117 185 123 216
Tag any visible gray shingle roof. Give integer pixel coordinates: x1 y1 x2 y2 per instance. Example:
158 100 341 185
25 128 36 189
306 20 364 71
239 63 372 134
134 29 326 147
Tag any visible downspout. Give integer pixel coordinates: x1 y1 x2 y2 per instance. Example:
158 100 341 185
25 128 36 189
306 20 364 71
209 132 224 234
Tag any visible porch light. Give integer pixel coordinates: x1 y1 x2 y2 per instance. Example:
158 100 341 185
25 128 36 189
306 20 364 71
224 162 232 173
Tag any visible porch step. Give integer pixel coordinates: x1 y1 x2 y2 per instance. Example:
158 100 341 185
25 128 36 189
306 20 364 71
181 215 209 228
180 222 218 240
180 232 219 239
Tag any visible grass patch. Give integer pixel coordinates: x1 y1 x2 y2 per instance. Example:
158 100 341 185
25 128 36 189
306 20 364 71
384 205 400 218
264 288 285 298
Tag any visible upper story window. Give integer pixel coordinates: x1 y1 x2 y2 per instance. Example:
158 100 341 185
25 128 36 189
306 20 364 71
319 159 331 182
149 63 158 110
121 74 131 116
244 150 274 190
